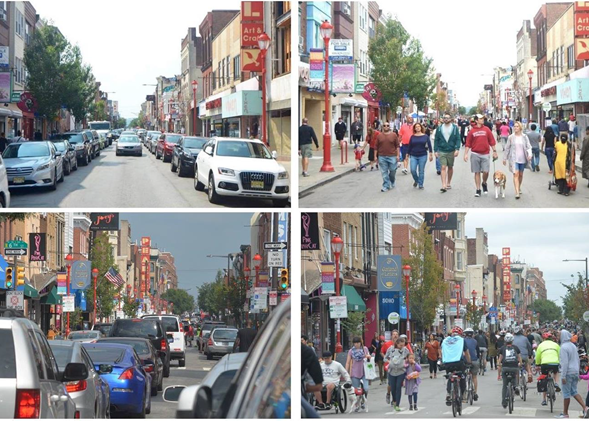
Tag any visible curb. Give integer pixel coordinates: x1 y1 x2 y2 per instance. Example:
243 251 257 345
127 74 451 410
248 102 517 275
299 167 356 198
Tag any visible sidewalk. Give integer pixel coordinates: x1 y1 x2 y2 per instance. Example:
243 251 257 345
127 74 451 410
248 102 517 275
299 143 360 197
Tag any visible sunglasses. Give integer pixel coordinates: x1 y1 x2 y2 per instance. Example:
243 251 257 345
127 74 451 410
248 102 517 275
384 124 390 127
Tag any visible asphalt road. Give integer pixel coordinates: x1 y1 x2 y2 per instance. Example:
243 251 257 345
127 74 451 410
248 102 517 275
9 143 286 208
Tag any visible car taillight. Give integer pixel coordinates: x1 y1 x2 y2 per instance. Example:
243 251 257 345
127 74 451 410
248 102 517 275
208 338 213 346
74 411 80 419
160 339 167 351
144 364 154 373
15 389 40 419
65 380 87 393
119 368 134 380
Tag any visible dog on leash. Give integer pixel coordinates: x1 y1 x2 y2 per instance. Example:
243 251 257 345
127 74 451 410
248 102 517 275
493 171 507 199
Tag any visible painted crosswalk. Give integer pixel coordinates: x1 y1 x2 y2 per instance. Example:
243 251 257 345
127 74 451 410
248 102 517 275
443 406 481 415
385 407 426 415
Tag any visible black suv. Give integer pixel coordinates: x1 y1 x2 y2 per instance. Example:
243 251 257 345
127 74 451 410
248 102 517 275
109 318 171 377
52 132 93 166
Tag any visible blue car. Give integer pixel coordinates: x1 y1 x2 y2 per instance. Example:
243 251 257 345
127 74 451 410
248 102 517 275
83 342 152 417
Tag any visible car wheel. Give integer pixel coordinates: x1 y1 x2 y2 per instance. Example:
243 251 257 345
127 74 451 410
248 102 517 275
179 357 185 367
83 152 89 166
163 362 170 378
207 173 220 204
157 377 163 391
178 162 187 177
96 146 100 157
145 390 151 415
59 167 65 182
151 384 158 397
73 159 78 171
50 170 57 191
171 157 177 172
88 150 92 162
194 166 205 191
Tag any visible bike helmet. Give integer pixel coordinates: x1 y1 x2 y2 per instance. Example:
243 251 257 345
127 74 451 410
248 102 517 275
542 332 553 340
514 326 522 334
464 327 474 335
505 333 515 343
452 326 463 336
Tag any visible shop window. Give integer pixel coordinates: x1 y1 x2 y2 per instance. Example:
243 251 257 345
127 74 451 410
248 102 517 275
233 55 241 81
568 45 574 69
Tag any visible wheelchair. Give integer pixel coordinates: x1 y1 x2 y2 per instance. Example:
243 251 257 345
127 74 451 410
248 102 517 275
308 382 349 414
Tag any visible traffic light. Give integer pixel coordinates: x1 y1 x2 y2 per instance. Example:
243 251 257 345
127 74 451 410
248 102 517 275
5 267 13 288
279 269 289 291
16 267 25 287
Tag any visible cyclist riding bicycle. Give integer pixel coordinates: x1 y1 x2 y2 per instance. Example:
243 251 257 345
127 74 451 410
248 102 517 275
513 326 533 383
464 328 481 401
313 351 352 410
497 333 522 408
442 326 471 405
536 331 561 406
475 330 488 373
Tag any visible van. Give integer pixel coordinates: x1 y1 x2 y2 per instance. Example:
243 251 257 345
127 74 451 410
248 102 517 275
142 315 186 367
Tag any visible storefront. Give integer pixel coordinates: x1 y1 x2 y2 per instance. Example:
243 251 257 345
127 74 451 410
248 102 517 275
299 63 326 148
201 90 231 137
536 77 567 125
221 91 262 138
269 73 291 159
0 106 22 138
557 78 589 116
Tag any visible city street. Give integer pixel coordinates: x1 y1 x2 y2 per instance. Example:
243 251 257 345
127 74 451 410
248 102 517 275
300 148 589 208
320 369 584 418
9 143 288 208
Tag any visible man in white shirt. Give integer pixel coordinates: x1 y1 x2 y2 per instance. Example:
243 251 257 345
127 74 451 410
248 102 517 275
314 351 352 410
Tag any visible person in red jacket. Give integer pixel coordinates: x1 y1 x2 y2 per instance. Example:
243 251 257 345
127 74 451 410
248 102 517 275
464 114 498 197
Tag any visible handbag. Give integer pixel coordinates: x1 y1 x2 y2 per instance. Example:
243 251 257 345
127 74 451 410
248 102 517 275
364 359 378 381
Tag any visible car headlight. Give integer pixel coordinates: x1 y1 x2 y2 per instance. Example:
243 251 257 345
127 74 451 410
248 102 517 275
183 151 193 158
217 167 235 176
278 171 289 180
37 162 50 171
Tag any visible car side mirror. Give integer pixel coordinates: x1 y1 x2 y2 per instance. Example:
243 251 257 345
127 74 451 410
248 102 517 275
272 151 278 159
62 362 88 382
55 151 62 157
164 385 213 418
98 364 113 374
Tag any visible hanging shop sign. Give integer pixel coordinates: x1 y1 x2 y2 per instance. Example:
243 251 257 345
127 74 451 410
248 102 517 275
301 213 319 251
377 255 402 292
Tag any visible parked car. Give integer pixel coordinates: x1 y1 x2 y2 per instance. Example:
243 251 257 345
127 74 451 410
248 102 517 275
2 141 64 191
0 308 84 418
82 342 152 418
171 136 207 177
163 298 291 418
156 133 182 162
137 129 147 141
116 134 142 156
106 130 118 144
204 327 238 360
145 131 160 148
67 330 104 342
194 137 289 206
148 132 162 154
109 318 171 377
198 321 226 352
49 340 111 418
53 132 92 166
0 154 11 207
142 315 186 367
96 130 110 148
94 337 164 396
92 323 113 336
81 129 100 158
50 139 78 175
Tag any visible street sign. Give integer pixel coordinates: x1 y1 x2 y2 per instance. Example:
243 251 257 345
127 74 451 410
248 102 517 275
5 248 27 256
388 312 400 325
583 311 589 322
4 240 27 249
6 291 23 310
62 295 75 312
251 287 268 310
264 242 288 250
329 296 348 319
269 290 278 306
542 102 552 112
267 251 284 267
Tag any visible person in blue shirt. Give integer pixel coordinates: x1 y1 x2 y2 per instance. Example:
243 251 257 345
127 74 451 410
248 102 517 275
463 328 481 401
407 122 433 189
442 326 471 405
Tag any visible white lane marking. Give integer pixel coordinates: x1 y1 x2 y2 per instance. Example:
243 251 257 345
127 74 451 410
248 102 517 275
385 407 424 415
506 407 537 417
443 406 481 415
202 367 211 371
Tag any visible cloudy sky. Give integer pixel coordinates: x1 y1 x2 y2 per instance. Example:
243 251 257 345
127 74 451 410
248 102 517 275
380 0 549 107
465 212 589 307
34 0 241 118
120 213 253 301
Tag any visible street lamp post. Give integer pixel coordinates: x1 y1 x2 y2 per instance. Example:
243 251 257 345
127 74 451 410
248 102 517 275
258 33 271 146
320 20 334 173
472 290 477 307
562 258 589 288
191 80 198 136
527 69 534 123
65 253 74 337
331 235 344 353
92 268 99 325
402 265 412 344
482 294 487 313
253 254 262 287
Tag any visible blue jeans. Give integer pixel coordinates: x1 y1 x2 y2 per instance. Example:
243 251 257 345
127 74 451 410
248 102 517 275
388 373 404 406
378 156 398 190
410 155 427 187
531 147 540 169
545 147 555 171
352 375 369 393
436 156 441 172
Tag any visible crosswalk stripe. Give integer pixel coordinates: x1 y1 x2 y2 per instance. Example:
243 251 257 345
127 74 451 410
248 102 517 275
443 406 481 415
506 407 537 417
385 407 424 415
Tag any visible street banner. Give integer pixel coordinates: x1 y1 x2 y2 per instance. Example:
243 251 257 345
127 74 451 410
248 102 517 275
62 295 75 312
330 63 355 93
258 271 269 288
377 255 402 292
321 262 335 295
329 296 348 319
57 272 67 296
301 213 320 250
399 291 412 320
379 291 400 318
71 260 92 291
278 212 288 270
362 82 382 103
424 213 458 230
241 48 262 72
0 46 8 70
241 22 263 47
241 1 264 22
90 213 119 231
309 49 325 84
269 290 277 306
0 72 10 103
29 233 47 263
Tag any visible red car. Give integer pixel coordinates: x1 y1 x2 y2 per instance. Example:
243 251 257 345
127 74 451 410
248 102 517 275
156 133 182 162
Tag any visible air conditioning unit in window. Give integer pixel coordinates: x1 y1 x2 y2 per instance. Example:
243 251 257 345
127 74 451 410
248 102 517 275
342 3 351 15
298 36 304 49
0 10 5 21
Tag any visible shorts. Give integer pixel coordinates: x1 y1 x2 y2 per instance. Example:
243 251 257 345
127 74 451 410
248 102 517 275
521 357 529 365
444 361 466 373
300 144 313 158
470 153 490 173
439 151 456 168
515 162 526 172
401 144 409 160
353 134 362 142
541 364 560 375
469 360 480 375
369 148 376 162
562 374 580 399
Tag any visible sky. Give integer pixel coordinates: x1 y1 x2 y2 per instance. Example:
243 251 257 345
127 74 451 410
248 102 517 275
33 0 241 118
119 213 253 301
465 212 589 307
381 0 549 107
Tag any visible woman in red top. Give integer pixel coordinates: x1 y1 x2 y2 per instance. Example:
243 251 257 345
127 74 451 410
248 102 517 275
424 334 441 378
366 127 380 171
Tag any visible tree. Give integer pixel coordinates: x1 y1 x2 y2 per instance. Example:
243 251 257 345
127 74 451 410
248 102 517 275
161 289 195 315
0 213 29 223
123 297 140 318
458 106 467 116
196 270 248 327
561 273 588 322
114 116 127 129
531 299 562 323
90 100 108 121
467 107 480 115
465 302 485 329
90 232 120 321
404 224 447 337
368 16 436 112
431 90 450 117
341 309 373 348
70 308 83 331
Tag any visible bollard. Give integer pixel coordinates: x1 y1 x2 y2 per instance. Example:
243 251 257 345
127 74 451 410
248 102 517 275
341 141 348 165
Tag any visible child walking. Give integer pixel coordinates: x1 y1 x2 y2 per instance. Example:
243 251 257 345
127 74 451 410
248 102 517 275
354 143 366 171
405 353 421 410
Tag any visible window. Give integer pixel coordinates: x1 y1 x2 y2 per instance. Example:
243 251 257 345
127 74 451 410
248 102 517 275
342 223 347 262
226 55 230 85
220 60 224 87
323 229 332 262
15 9 24 37
457 251 463 271
516 274 520 285
560 46 565 73
568 45 575 69
348 223 353 264
359 4 367 31
212 71 216 90
456 221 463 239
35 332 58 380
14 58 22 85
27 331 45 380
354 226 358 260
233 55 241 81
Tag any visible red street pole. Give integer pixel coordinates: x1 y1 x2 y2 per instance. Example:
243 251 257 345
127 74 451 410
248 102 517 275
320 21 334 172
66 263 71 337
405 273 410 342
261 48 268 146
528 71 533 122
334 250 342 353
92 270 98 325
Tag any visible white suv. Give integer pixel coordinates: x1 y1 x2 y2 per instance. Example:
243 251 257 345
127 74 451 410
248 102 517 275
142 315 186 367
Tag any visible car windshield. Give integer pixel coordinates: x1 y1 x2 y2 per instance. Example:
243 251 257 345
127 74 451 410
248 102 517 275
203 323 225 332
184 137 207 149
212 329 238 341
119 136 140 144
121 131 135 135
83 346 126 364
3 143 50 158
93 325 112 335
52 142 66 152
215 141 272 159
111 320 159 338
61 134 84 144
50 346 74 370
68 331 98 340
165 135 182 144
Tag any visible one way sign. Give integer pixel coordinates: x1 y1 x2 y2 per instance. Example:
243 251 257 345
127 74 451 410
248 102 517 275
5 248 27 256
264 242 288 250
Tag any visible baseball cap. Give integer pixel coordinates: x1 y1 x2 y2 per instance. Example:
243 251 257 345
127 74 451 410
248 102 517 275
475 114 484 119
323 351 333 358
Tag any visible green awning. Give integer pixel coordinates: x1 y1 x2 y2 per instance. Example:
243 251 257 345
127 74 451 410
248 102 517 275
40 286 60 305
342 284 366 312
21 283 39 299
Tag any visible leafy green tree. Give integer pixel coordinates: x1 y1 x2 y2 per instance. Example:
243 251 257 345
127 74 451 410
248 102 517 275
467 107 480 115
531 299 562 323
0 213 29 223
368 16 436 112
341 310 372 348
70 308 83 331
458 106 467 116
561 273 588 322
90 100 108 121
90 232 120 321
114 116 127 129
161 289 195 315
465 302 485 329
123 297 140 318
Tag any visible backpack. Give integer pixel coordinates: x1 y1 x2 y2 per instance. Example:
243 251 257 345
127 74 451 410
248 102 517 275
390 348 405 371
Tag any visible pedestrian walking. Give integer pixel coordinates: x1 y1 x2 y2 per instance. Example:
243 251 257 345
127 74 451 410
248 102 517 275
346 337 371 407
366 127 380 171
569 116 576 145
503 121 532 199
354 144 365 171
559 118 569 136
404 353 422 410
370 333 385 384
399 116 414 174
558 329 589 418
542 126 557 174
526 123 542 172
499 121 511 150
13 130 26 143
488 332 498 370
581 127 589 188
299 118 319 178
234 320 258 353
464 114 498 197
0 132 7 154
351 117 364 145
555 133 575 196
407 122 433 189
424 333 441 378
374 122 400 192
47 325 56 340
385 337 410 411
434 113 461 193
334 116 347 144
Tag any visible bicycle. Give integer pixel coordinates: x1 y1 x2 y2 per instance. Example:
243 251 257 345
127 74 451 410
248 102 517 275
519 365 528 402
504 370 517 414
545 371 557 414
479 350 487 376
465 366 474 406
445 370 463 417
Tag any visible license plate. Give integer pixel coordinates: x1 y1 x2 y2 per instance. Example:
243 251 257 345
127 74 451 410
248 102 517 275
168 338 174 343
251 180 264 189
13 177 25 184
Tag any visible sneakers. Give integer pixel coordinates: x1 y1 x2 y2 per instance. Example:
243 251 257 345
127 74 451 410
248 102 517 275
414 405 418 410
556 384 562 392
381 188 389 193
446 395 451 406
302 171 310 177
386 393 391 404
360 404 366 411
555 414 570 419
315 403 326 410
514 387 520 396
325 403 332 410
437 170 441 175
413 182 418 188
542 400 548 406
474 393 478 401
536 165 540 171
409 404 413 411
475 189 481 197
502 401 508 409
402 168 408 174
419 186 424 190
394 406 401 412
482 182 488 194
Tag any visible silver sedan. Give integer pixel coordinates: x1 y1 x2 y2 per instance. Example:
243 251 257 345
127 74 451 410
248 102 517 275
2 141 64 190
116 135 142 156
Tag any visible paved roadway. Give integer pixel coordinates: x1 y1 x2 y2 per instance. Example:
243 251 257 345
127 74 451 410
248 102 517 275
320 367 584 418
300 147 589 208
9 143 285 208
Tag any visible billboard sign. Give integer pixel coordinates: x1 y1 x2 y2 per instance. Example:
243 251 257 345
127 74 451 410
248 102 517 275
330 63 355 93
90 213 119 231
71 260 92 291
29 233 46 262
241 1 264 22
241 49 262 72
0 72 11 103
321 262 335 295
329 39 353 61
241 22 264 47
424 213 458 230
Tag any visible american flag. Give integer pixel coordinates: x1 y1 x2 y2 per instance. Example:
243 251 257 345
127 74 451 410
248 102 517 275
105 267 124 287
